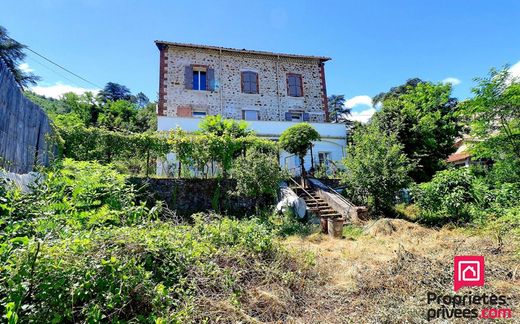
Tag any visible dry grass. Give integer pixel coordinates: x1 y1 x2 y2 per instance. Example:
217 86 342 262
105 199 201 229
283 218 520 323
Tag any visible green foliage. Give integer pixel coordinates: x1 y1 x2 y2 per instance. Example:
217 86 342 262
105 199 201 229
372 81 460 182
0 25 40 88
197 114 253 138
279 123 320 176
343 123 413 215
1 205 298 322
413 167 520 225
232 149 287 202
1 159 156 240
327 94 351 123
58 126 170 176
458 67 520 182
168 130 278 178
413 168 476 223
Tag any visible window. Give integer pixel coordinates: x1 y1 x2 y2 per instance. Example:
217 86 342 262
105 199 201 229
241 71 258 94
287 74 303 97
291 111 303 122
193 70 207 90
192 111 207 118
242 110 259 121
318 152 332 165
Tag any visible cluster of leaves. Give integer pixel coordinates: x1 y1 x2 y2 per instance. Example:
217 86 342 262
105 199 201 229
232 149 289 210
279 123 320 176
371 80 460 183
412 167 520 226
0 25 40 88
342 123 414 215
168 117 278 178
0 159 310 323
25 82 156 134
457 67 520 183
57 126 170 176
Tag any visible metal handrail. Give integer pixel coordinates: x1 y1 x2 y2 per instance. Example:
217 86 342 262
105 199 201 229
288 177 322 216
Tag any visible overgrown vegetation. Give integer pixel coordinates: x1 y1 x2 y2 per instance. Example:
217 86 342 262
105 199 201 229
0 160 317 323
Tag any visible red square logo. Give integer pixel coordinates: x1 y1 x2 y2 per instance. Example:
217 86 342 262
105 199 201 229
454 256 485 291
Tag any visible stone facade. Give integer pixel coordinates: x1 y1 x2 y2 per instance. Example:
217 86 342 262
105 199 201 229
156 42 330 123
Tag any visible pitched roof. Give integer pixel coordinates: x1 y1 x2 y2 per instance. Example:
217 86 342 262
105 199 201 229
447 151 471 163
155 40 331 62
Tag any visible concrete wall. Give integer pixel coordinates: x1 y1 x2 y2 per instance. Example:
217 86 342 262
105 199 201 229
0 59 54 173
157 116 346 176
158 44 328 122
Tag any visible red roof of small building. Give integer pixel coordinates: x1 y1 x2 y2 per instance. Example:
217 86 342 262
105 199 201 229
447 152 471 163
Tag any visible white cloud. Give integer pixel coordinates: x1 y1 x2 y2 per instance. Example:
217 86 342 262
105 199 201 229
344 95 373 108
30 82 99 99
18 63 34 73
442 77 461 86
349 107 376 123
509 61 520 79
340 95 375 124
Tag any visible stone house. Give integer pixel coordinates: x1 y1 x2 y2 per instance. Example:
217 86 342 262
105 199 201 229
155 41 346 175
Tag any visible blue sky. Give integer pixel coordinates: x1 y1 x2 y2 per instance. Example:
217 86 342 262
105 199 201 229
2 0 519 121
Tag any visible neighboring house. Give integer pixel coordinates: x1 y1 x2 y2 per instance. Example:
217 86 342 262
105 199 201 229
447 137 473 167
155 41 346 176
446 136 489 167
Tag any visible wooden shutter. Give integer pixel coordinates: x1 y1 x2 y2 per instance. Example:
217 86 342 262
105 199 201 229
206 68 215 91
302 113 310 121
184 66 193 90
285 112 292 121
255 73 259 94
241 72 245 93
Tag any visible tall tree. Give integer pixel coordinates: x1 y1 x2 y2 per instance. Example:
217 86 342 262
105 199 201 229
458 67 520 183
372 81 460 183
0 25 40 88
98 82 132 103
328 94 351 123
343 123 413 215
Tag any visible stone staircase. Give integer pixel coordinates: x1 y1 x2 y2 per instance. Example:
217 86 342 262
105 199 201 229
293 186 343 219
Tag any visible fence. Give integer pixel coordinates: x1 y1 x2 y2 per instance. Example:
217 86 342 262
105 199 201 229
0 59 55 173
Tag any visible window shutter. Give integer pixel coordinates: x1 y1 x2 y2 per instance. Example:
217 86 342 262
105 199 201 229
206 68 215 91
241 72 245 93
184 66 193 90
285 112 292 121
255 73 259 93
303 113 310 121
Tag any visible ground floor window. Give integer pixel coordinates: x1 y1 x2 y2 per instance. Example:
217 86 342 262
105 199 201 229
242 110 259 121
192 111 207 118
318 152 331 165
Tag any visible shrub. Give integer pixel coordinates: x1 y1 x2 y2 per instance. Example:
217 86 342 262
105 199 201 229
0 159 156 241
413 167 520 225
342 123 413 216
279 123 320 177
232 149 288 211
413 168 475 223
1 217 308 323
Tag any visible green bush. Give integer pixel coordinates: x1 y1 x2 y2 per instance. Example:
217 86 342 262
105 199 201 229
1 217 299 323
413 168 475 223
413 167 520 224
1 159 156 241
